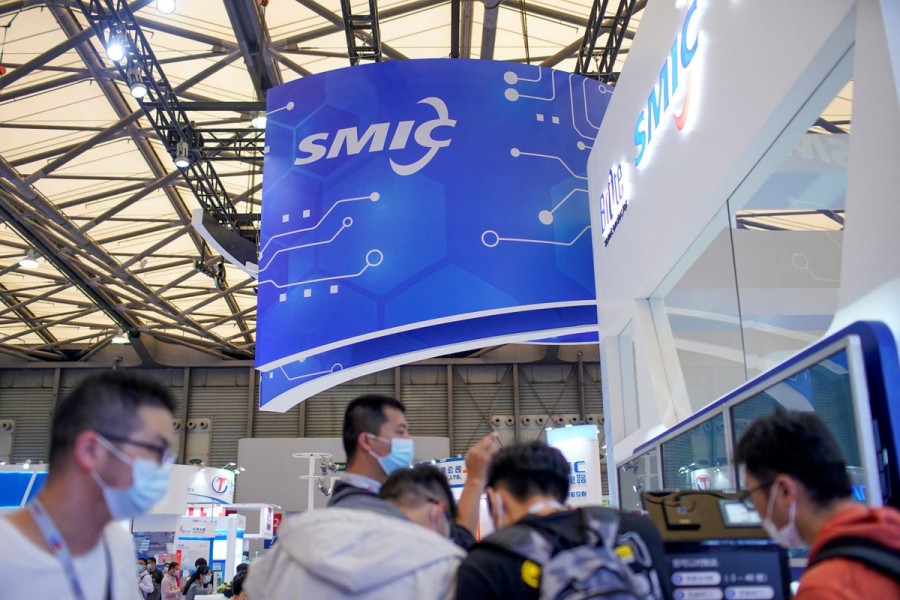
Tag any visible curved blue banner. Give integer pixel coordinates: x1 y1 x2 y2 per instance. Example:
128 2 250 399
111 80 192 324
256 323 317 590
257 59 611 410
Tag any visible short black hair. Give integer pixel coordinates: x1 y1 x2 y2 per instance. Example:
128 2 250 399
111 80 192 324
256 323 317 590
49 371 175 465
380 464 458 518
735 409 852 505
148 557 157 564
487 441 570 504
341 394 405 460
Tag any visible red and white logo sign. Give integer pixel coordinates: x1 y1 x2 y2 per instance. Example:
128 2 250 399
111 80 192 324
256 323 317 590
694 474 711 490
211 475 230 494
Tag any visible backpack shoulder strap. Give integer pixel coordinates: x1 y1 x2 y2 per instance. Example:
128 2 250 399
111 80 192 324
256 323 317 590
479 523 555 565
578 506 622 549
809 536 900 580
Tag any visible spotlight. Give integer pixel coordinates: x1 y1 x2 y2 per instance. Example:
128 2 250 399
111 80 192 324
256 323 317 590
174 140 191 168
127 64 147 99
157 0 176 14
23 459 31 470
111 328 130 345
18 249 40 269
250 112 267 129
106 30 127 63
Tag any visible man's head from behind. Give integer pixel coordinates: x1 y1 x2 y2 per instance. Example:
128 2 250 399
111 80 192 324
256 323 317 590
486 441 569 528
49 371 176 472
379 464 454 537
342 394 409 478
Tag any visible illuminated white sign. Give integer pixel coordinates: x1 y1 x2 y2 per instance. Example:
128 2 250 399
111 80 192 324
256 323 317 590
633 0 701 167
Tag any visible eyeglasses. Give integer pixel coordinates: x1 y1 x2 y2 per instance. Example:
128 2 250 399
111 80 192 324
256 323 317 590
99 432 177 465
739 480 773 510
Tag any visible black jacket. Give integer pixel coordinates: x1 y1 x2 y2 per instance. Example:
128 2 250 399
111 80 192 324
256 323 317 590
455 507 671 600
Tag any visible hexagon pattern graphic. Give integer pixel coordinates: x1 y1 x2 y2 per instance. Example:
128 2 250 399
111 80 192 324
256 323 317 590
257 59 612 410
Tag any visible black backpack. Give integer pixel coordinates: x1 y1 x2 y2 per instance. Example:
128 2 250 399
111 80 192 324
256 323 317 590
482 507 644 600
807 536 900 580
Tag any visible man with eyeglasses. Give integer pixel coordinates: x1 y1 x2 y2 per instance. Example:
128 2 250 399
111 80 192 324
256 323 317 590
246 464 465 599
735 410 900 599
0 371 176 600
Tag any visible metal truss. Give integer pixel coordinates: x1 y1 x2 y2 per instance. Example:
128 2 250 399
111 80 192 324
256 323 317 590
339 0 383 66
75 0 259 244
575 0 639 82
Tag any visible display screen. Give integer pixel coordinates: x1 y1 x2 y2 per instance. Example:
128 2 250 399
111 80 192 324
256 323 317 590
666 540 789 600
720 499 762 527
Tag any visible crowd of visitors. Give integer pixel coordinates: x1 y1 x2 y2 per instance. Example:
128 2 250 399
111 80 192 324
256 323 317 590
1 372 897 599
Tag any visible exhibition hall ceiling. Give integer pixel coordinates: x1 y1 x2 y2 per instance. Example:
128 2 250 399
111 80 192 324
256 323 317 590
0 0 645 364
0 1 851 366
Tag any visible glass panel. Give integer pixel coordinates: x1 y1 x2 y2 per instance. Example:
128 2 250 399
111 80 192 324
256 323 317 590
661 413 732 490
617 448 660 513
656 205 747 411
619 320 641 436
730 347 863 494
730 81 853 379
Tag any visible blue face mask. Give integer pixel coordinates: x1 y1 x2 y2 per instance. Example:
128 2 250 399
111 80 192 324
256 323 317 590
92 435 172 519
367 434 415 476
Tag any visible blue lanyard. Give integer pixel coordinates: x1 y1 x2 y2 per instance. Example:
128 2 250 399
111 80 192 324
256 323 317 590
30 499 112 600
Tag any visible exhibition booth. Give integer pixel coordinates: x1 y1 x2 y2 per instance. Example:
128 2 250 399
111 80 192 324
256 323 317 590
583 0 900 499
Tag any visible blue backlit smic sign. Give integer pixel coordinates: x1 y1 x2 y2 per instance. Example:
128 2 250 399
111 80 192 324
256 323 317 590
256 59 611 411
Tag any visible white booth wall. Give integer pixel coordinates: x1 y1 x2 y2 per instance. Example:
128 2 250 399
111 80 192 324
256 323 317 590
235 436 450 512
586 0 900 501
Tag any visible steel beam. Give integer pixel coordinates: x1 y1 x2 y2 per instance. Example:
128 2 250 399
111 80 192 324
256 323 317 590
223 0 283 99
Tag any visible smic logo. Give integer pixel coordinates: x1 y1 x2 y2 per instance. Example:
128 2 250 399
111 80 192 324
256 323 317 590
211 476 229 494
633 0 700 167
294 97 456 176
569 461 586 474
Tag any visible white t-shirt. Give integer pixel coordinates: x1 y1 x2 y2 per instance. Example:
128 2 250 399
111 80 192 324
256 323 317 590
0 516 142 600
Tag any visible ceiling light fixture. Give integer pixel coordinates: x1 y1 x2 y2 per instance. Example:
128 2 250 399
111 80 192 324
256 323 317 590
111 328 130 345
157 0 176 14
250 112 267 129
106 30 127 63
127 63 148 99
18 249 40 269
174 140 191 168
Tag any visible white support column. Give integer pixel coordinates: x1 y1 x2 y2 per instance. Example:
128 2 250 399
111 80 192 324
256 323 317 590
633 298 693 428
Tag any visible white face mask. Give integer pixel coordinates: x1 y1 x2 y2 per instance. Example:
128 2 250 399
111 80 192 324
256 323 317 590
761 483 806 549
91 435 172 519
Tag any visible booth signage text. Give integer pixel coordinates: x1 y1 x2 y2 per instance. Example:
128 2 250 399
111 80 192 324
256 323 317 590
598 163 627 244
633 0 699 167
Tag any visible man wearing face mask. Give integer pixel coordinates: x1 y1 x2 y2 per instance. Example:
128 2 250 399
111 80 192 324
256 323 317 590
0 371 176 600
735 410 900 600
328 394 413 518
328 394 498 548
246 465 465 599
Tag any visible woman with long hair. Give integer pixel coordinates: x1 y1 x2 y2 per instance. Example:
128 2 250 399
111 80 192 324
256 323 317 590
182 565 211 600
